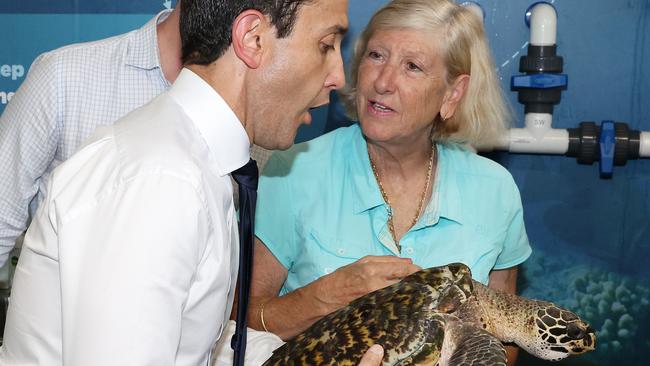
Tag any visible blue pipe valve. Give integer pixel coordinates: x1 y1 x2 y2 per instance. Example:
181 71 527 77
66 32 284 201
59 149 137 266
511 73 567 90
599 120 616 178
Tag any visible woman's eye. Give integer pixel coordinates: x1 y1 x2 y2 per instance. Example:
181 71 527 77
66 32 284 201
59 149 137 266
368 51 382 60
407 62 422 72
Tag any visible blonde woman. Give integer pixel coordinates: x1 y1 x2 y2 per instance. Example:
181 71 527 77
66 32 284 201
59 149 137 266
249 0 530 364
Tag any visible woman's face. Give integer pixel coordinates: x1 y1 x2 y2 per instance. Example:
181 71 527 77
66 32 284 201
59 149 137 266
356 27 450 147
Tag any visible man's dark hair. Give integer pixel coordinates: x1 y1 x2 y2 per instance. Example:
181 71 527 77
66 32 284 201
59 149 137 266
180 0 313 65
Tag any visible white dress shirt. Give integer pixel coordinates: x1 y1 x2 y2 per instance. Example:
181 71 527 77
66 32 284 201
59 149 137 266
211 321 284 366
0 68 249 366
0 10 171 266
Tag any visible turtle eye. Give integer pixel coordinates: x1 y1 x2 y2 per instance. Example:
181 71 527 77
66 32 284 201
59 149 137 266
567 323 586 340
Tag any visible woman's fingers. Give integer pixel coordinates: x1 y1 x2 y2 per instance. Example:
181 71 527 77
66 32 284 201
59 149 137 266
358 255 414 264
318 257 422 307
358 344 384 366
368 261 421 280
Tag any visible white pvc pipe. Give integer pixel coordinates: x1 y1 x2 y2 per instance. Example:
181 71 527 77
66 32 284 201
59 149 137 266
530 3 557 46
490 3 650 160
517 113 568 153
524 113 553 137
640 132 650 158
490 4 566 155
493 113 569 154
506 128 569 154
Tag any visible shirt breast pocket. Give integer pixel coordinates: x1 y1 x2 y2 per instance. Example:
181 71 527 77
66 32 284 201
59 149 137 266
296 227 377 278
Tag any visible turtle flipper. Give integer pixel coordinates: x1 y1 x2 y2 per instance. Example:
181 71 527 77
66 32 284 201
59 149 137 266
443 315 507 366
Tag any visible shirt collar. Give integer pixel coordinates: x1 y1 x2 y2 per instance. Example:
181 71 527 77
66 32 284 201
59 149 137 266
419 143 464 226
125 9 172 70
348 123 464 225
348 124 393 214
168 68 250 176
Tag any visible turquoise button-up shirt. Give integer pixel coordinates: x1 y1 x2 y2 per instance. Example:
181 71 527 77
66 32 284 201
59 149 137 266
256 124 531 295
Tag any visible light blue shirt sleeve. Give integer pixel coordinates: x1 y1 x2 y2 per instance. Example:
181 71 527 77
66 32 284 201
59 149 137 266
255 152 298 270
493 174 532 270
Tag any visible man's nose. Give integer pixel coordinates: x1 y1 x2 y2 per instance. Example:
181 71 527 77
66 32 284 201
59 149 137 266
326 52 346 90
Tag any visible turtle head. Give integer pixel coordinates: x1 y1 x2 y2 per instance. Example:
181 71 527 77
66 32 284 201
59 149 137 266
525 303 596 361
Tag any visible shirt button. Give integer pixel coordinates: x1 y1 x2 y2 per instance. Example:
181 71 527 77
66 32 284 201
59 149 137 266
405 247 414 254
337 248 346 255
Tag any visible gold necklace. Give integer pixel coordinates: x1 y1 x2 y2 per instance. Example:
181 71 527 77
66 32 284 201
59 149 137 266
369 143 436 252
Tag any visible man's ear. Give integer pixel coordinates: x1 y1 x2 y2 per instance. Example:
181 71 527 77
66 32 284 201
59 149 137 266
440 74 470 120
231 10 267 69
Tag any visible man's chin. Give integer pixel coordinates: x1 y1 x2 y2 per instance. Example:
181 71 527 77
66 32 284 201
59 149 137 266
254 135 296 151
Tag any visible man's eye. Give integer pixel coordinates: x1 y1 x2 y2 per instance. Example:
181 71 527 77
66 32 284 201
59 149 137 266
320 43 335 53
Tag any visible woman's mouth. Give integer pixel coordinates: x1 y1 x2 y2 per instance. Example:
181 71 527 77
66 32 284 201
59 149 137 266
368 100 395 115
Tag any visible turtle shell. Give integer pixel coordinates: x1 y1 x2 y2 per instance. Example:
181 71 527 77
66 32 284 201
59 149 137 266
262 263 475 366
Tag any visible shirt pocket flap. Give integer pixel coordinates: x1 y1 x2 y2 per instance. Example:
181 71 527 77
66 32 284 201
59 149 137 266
307 227 377 261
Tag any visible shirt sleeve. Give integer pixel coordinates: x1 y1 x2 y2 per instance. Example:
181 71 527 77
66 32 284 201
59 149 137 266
0 53 59 267
57 174 209 365
254 152 298 270
493 175 532 270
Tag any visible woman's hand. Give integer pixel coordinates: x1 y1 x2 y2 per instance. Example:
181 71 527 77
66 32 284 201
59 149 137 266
358 344 384 366
313 255 421 312
249 240 420 340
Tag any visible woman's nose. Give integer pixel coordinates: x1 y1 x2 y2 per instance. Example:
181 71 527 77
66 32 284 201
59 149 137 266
373 64 396 94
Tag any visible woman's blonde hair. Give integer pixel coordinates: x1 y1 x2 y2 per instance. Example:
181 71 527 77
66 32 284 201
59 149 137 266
342 0 511 147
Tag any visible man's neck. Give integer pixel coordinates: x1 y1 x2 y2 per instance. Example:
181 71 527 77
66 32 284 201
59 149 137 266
157 6 183 83
187 56 251 141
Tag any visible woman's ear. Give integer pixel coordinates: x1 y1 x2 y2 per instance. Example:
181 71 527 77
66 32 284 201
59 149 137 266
440 74 470 120
231 10 267 69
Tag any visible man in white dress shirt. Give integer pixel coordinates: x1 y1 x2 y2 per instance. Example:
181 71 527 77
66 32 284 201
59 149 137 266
0 1 387 365
0 1 271 270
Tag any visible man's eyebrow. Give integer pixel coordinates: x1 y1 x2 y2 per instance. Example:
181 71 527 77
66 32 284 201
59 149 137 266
325 24 349 35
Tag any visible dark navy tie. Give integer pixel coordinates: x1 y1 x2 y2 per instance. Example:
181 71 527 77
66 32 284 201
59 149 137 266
230 158 258 366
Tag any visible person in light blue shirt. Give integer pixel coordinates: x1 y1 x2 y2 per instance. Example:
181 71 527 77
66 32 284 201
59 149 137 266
256 123 530 292
248 1 530 365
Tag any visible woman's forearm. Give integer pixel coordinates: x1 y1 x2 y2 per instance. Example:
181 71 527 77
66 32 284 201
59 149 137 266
248 281 336 340
247 257 411 339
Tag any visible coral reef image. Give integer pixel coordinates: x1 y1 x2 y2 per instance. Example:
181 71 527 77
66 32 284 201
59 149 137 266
518 249 650 365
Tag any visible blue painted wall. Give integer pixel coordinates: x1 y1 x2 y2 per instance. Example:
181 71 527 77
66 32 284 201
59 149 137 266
1 1 648 364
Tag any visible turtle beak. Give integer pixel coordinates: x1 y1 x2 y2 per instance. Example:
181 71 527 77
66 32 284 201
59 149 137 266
583 326 596 350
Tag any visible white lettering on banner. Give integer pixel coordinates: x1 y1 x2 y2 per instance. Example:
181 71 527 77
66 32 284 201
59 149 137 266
0 91 15 105
0 64 25 81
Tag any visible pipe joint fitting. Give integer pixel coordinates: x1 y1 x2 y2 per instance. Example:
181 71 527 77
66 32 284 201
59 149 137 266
567 121 641 178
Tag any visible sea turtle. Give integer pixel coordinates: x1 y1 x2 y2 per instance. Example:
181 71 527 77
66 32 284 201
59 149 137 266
262 263 596 365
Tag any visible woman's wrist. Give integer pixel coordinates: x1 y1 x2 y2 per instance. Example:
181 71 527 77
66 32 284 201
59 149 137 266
260 287 334 340
259 299 271 332
307 276 343 317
